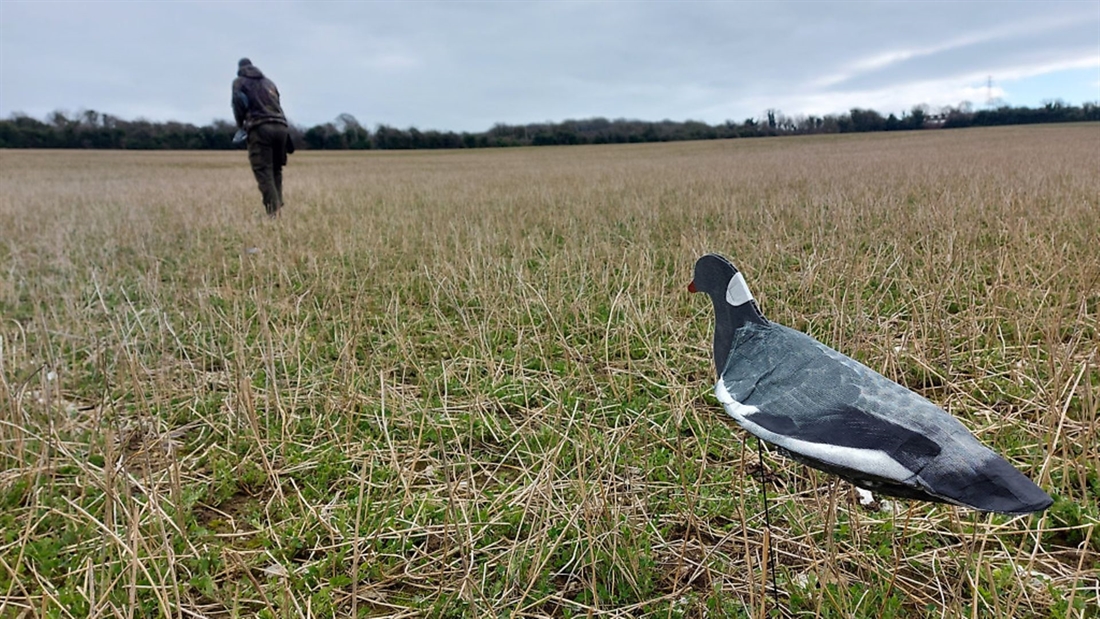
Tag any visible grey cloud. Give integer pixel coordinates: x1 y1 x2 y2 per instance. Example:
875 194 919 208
1 1 1097 131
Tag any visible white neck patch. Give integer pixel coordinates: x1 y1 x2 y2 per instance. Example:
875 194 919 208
725 272 754 306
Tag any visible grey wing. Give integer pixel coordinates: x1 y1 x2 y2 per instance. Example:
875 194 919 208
748 403 941 474
721 328 943 481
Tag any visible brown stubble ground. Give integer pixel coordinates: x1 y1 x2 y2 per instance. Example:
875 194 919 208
0 123 1097 618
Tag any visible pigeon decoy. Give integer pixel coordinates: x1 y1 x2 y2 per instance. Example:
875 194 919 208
689 253 1052 514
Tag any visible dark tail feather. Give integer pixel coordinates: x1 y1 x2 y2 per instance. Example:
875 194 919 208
922 456 1052 514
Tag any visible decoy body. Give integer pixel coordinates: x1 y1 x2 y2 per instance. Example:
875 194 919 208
689 254 1052 514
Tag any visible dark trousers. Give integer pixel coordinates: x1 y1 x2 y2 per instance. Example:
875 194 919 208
247 123 288 216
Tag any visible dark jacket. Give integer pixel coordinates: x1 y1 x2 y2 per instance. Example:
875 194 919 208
232 64 287 130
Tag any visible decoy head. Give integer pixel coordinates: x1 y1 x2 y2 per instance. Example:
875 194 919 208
689 253 767 376
688 254 759 309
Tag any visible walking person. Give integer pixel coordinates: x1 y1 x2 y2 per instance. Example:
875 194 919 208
232 58 291 217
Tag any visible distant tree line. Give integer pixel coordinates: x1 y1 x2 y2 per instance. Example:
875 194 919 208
2 101 1097 150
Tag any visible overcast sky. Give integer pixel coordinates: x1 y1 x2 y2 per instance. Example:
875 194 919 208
2 1 1098 132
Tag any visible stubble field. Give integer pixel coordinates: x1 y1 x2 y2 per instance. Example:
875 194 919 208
0 123 1098 618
